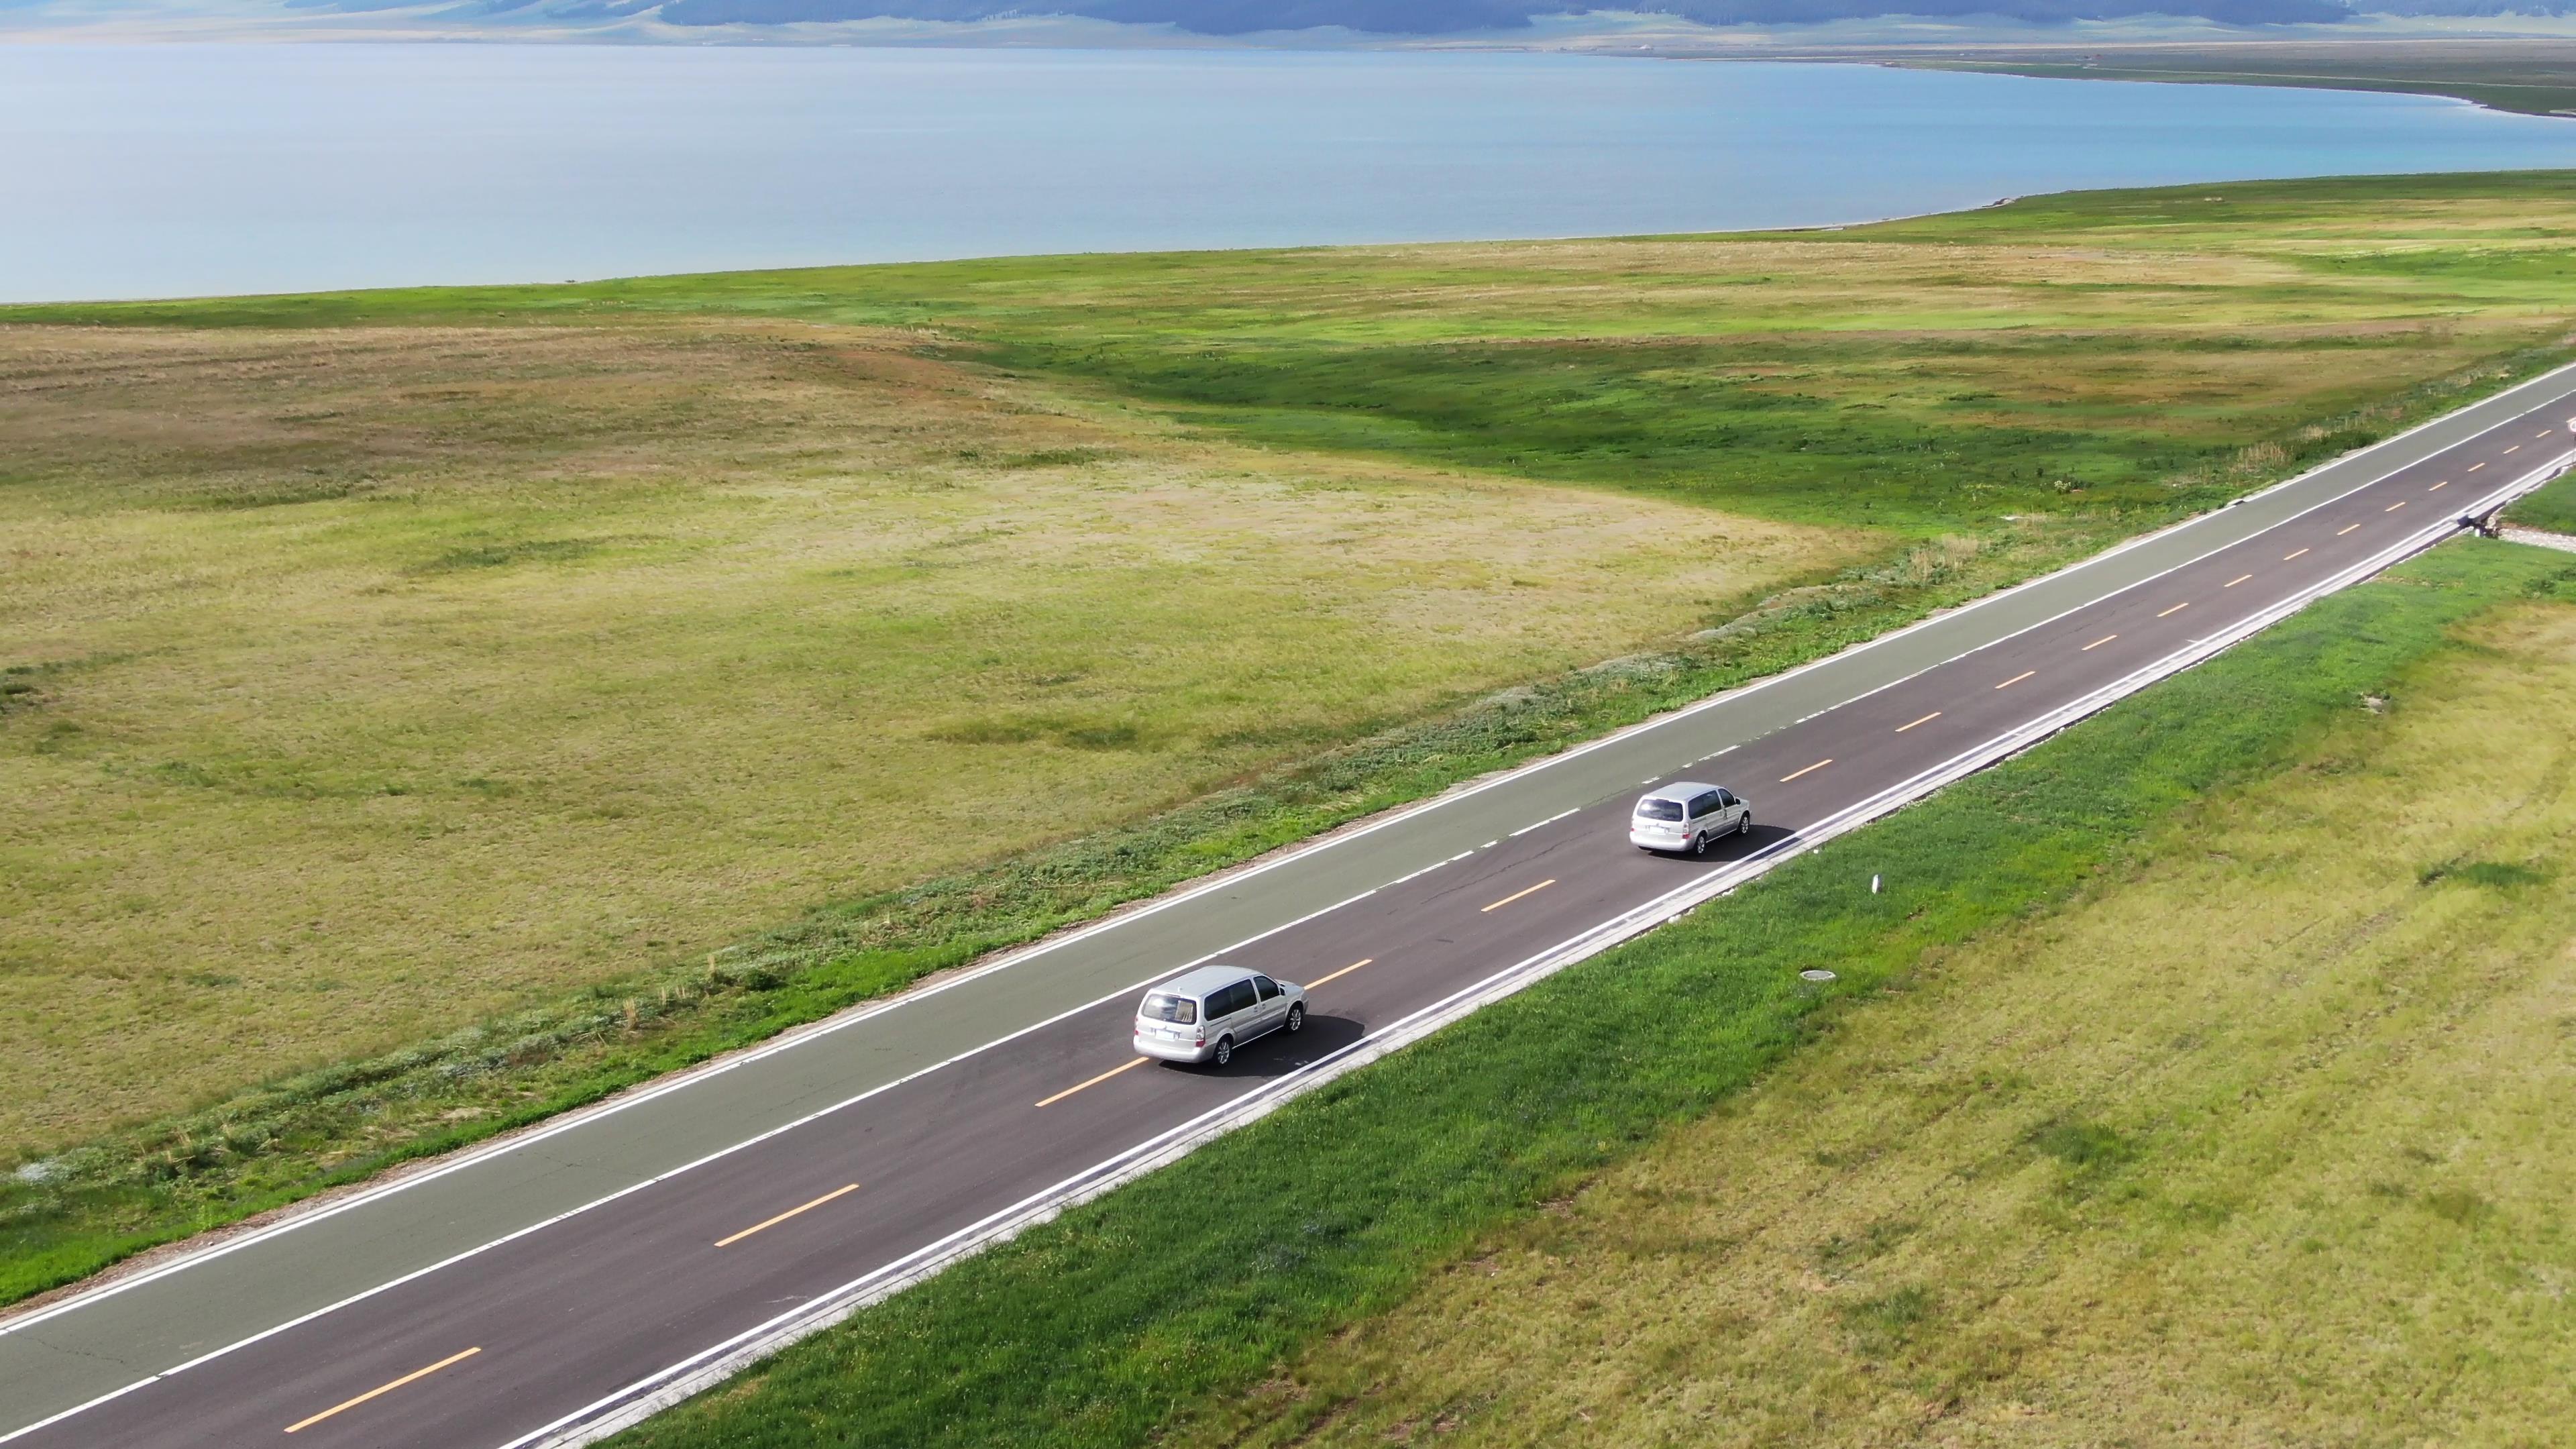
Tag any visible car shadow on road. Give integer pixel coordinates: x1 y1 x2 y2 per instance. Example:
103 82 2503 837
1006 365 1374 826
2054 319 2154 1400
1178 1014 1369 1080
1638 822 1795 866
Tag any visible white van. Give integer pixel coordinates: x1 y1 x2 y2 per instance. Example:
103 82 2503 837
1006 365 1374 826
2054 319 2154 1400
1133 965 1307 1067
1629 781 1752 855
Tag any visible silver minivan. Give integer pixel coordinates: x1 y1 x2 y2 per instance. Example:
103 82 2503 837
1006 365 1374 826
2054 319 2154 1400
1133 964 1307 1067
1629 781 1752 855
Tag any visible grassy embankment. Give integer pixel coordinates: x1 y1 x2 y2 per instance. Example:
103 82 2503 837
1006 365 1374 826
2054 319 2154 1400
606 543 2576 1449
2510 470 2576 533
7 171 2576 1305
1846 39 2576 118
1175 559 2576 1448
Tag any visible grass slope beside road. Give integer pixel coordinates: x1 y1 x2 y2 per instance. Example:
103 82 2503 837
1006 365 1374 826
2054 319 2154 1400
1 324 1837 1148
9 170 2576 1307
1179 553 2576 1448
606 542 2576 1449
0 327 1860 1307
2510 468 2576 533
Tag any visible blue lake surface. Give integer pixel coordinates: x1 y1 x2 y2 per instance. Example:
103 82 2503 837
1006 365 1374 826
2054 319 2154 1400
5 42 2575 303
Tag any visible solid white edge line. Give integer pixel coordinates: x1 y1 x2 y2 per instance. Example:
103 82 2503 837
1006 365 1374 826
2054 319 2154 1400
0 875 1396 1413
1790 394 2576 722
16 444 2567 1448
11 388 2571 1402
1385 859 1454 888
498 449 2575 1449
8 379 2572 1431
1509 808 1580 837
20 362 2569 1344
1696 383 2575 739
496 834 1836 1449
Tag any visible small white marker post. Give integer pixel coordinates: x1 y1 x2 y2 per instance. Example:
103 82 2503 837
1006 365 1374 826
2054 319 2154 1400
1871 874 1881 894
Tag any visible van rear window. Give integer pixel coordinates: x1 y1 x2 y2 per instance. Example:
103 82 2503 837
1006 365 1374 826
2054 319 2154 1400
1140 993 1196 1025
1636 799 1685 821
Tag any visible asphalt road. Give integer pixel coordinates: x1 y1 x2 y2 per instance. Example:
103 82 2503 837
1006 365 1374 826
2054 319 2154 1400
7 365 2575 1448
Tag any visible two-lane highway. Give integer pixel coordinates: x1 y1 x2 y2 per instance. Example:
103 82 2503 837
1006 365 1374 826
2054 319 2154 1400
7 367 2575 1449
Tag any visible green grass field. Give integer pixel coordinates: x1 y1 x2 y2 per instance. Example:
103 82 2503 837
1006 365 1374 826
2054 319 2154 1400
1175 557 2576 1449
8 170 2576 1305
3 323 1839 1152
2510 470 2576 533
41 172 2576 537
602 541 2576 1449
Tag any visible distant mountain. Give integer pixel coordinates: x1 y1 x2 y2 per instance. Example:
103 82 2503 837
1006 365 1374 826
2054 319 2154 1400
655 0 2360 31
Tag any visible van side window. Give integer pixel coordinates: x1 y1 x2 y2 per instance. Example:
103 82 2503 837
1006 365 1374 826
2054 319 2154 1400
1718 790 1737 808
1688 791 1721 818
1214 982 1255 1018
1253 975 1280 1001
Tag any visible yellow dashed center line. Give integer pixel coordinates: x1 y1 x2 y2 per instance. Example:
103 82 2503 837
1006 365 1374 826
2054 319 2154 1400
2504 445 2520 454
1305 957 1374 990
714 1183 861 1244
1034 1060 1148 1110
1894 710 1942 733
2224 574 2253 588
1994 670 2035 690
2385 500 2407 513
2430 480 2448 492
1780 758 1833 783
2284 547 2309 561
2157 602 2190 618
1481 879 1557 913
2469 462 2487 472
2338 524 2361 536
284 1348 481 1434
2082 634 2117 651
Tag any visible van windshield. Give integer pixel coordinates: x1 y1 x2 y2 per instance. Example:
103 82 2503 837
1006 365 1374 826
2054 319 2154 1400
1635 799 1685 822
1140 992 1197 1025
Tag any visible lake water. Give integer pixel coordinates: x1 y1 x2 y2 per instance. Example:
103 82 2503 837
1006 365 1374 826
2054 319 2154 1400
7 43 2575 303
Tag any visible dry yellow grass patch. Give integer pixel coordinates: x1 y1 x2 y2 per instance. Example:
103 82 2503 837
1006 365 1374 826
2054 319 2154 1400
0 322 1858 1152
1185 602 2576 1448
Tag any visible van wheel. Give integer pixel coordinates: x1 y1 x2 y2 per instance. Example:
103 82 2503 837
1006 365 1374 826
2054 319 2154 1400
1738 813 1752 836
1212 1036 1233 1067
1691 831 1709 857
1285 1003 1305 1034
